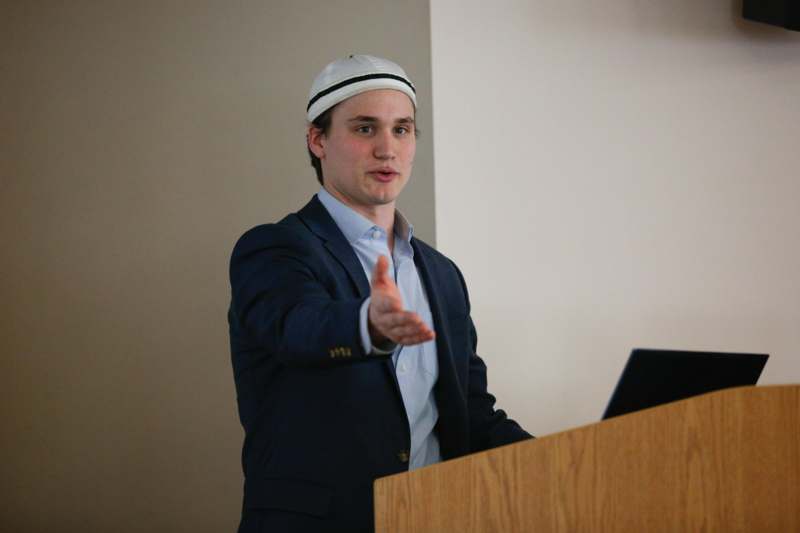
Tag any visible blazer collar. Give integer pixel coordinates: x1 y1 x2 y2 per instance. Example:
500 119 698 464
297 195 371 298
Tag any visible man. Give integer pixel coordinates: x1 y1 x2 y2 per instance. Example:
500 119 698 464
229 55 531 533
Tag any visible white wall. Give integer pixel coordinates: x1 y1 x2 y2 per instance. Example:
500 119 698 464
430 0 800 436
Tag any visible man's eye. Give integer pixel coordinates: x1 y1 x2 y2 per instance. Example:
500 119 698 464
395 126 409 135
356 125 373 134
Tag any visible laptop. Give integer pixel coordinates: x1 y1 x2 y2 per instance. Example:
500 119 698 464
602 348 768 419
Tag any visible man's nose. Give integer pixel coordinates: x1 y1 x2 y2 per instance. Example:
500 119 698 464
373 130 396 159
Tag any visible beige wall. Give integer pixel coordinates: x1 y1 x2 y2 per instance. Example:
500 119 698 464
431 0 800 436
1 2 434 531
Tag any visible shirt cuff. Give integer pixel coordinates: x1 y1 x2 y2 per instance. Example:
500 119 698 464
359 297 397 355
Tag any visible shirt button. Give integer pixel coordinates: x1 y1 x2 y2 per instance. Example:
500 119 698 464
398 362 407 373
372 229 381 240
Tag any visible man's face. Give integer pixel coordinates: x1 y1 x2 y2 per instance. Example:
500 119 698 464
311 89 416 214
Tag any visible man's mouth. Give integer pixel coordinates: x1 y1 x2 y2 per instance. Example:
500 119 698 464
369 170 398 182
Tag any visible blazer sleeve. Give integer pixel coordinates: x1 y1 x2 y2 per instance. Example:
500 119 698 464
229 224 382 367
451 262 535 451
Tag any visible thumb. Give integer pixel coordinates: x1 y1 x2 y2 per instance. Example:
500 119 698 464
372 255 389 286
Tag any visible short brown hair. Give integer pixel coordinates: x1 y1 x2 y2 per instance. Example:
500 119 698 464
307 106 334 185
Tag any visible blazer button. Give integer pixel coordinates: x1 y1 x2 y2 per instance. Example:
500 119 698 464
397 450 409 463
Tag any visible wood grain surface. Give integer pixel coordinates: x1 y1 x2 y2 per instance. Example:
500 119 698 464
374 385 800 532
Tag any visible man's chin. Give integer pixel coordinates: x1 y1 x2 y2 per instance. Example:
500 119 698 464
372 193 397 205
366 184 404 205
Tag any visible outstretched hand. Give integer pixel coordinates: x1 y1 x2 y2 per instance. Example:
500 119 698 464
368 255 435 347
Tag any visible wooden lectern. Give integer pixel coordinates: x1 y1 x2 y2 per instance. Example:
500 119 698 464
374 385 800 532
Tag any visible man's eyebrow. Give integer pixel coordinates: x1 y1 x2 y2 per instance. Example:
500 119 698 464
347 115 378 123
346 115 416 124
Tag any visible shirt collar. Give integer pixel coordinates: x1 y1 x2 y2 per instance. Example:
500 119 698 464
393 209 414 243
317 187 414 245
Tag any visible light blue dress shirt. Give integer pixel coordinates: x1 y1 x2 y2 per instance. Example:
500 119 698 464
317 187 441 469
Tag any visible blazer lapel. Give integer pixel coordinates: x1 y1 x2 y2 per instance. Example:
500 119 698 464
411 239 458 385
412 239 471 458
297 195 371 299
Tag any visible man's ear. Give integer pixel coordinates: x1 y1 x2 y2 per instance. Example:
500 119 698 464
307 125 326 159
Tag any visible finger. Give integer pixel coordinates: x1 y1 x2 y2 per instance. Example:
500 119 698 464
386 320 434 341
388 323 425 339
378 311 423 330
373 317 421 345
397 330 436 346
372 310 411 330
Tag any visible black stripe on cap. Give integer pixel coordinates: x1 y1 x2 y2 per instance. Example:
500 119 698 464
307 73 416 112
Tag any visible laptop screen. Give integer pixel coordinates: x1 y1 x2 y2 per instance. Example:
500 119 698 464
602 348 768 419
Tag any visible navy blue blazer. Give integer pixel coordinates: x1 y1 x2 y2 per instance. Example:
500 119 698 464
229 195 531 532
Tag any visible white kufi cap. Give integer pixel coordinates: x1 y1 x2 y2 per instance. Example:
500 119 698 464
307 54 416 122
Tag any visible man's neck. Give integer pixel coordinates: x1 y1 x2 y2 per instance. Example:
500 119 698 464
323 186 396 249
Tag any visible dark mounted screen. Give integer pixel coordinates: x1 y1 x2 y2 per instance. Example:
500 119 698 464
743 0 800 31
